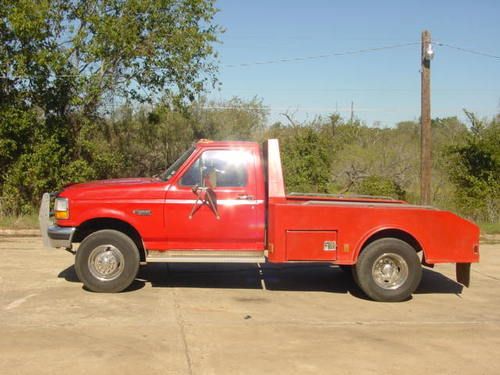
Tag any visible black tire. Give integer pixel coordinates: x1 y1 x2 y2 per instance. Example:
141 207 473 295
354 238 422 302
352 264 360 285
75 229 140 293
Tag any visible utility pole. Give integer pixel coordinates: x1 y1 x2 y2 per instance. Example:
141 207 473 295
350 101 354 123
420 30 433 205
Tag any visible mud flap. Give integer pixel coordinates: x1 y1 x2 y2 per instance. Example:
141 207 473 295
456 263 471 287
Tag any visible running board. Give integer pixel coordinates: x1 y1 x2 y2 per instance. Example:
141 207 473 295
146 250 267 263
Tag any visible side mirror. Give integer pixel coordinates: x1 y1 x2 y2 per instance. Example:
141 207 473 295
202 166 217 189
189 185 220 220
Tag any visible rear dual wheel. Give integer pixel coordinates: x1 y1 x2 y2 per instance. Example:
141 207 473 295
75 230 140 293
353 238 422 302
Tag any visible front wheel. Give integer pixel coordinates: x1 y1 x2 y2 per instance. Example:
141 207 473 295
75 230 140 293
354 238 422 302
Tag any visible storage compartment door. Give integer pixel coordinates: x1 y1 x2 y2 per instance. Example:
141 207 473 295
286 230 337 261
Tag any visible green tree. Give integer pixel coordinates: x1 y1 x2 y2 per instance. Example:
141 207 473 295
357 175 406 200
106 104 195 177
265 120 333 193
447 111 500 222
0 0 221 213
100 96 268 178
191 97 268 141
431 116 468 209
329 122 417 198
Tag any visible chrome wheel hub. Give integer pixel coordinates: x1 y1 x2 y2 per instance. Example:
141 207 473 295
88 245 125 281
372 253 409 290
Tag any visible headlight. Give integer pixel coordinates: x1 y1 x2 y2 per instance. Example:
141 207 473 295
54 197 69 220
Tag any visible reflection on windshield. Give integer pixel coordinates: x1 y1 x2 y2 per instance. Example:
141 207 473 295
159 146 195 181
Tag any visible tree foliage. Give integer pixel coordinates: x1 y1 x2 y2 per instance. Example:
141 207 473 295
0 0 221 213
264 121 334 193
447 112 499 222
0 2 498 225
357 176 406 200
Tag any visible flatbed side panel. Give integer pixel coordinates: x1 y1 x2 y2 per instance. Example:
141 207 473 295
423 210 480 263
286 230 337 261
267 201 287 262
267 201 480 265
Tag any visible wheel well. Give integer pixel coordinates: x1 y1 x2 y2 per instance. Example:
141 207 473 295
73 218 146 262
360 229 422 255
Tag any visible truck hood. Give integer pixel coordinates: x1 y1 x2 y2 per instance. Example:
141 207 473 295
63 177 157 190
59 177 167 200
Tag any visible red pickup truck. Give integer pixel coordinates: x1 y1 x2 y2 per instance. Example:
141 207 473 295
39 139 479 301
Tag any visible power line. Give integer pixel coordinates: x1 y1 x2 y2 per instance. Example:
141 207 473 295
436 42 500 60
1 42 420 80
217 88 499 93
223 41 500 68
223 42 420 68
199 105 496 113
2 40 499 82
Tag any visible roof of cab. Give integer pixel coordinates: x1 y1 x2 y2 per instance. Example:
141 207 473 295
196 139 259 148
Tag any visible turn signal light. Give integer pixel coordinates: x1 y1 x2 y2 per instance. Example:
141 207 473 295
55 210 69 220
54 197 69 220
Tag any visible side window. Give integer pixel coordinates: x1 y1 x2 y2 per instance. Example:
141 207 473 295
179 158 201 186
180 150 250 188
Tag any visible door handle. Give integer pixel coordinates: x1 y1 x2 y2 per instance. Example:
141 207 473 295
237 194 254 200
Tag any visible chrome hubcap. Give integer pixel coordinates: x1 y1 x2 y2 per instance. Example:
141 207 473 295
88 245 125 281
372 253 408 290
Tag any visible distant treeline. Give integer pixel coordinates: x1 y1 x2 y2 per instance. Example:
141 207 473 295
0 1 498 223
0 96 498 224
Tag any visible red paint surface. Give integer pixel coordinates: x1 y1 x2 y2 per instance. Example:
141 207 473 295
57 139 480 265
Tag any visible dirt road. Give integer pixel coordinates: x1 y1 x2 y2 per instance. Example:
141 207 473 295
1 236 499 374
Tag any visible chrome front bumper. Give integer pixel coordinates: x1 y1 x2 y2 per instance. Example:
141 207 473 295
39 193 75 249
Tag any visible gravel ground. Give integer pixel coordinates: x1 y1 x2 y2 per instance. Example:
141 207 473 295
1 236 499 375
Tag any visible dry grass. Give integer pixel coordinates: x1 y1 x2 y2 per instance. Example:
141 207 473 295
0 214 39 229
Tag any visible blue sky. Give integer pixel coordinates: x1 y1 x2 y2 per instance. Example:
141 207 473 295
208 0 500 126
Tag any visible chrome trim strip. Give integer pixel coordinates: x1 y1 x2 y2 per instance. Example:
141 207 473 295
164 199 264 205
146 256 266 263
146 250 266 263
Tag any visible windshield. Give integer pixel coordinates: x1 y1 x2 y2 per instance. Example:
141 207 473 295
159 146 196 181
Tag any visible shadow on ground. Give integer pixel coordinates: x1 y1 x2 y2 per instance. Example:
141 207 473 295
58 262 463 298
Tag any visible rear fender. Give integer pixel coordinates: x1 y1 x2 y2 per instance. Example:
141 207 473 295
354 226 424 262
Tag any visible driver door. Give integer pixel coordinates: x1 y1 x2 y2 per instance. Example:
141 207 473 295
163 148 263 250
